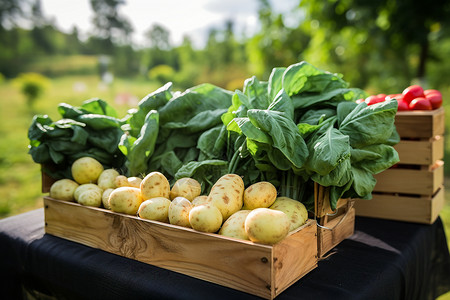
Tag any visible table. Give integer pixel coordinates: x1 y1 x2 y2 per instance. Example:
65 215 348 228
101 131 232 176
1 208 450 300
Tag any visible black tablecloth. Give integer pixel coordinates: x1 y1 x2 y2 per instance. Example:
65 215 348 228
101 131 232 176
1 208 450 300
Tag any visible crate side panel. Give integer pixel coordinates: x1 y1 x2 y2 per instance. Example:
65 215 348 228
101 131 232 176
273 220 318 297
44 197 275 299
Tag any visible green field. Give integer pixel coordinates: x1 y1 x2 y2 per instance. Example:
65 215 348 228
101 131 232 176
1 74 450 251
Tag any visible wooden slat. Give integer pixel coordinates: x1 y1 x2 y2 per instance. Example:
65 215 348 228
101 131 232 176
373 160 444 195
354 187 444 224
395 107 445 138
394 136 444 165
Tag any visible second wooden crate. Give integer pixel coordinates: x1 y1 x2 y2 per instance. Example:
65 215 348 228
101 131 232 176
354 107 445 224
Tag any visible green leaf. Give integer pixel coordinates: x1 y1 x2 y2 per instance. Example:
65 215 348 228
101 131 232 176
247 109 308 169
243 76 270 109
339 99 398 148
268 67 286 100
305 126 351 176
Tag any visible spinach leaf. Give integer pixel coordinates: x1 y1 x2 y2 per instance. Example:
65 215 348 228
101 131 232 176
339 99 398 148
119 110 159 176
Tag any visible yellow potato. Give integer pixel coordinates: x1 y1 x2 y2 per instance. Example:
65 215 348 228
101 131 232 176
244 208 290 245
97 169 120 190
114 175 129 187
168 197 193 227
49 179 79 202
170 177 202 201
77 189 102 207
138 197 171 223
218 210 251 240
140 172 170 200
270 197 309 231
71 156 104 184
74 183 102 202
102 188 114 209
189 204 223 233
207 174 244 220
243 181 277 209
127 177 142 188
191 195 210 206
109 187 143 215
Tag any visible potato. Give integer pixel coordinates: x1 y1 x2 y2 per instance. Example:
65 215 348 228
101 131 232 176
244 208 290 245
114 175 129 188
109 187 143 215
170 177 202 201
189 204 223 233
49 179 79 201
102 188 114 209
114 175 142 188
168 197 194 227
243 181 277 209
77 189 102 207
270 197 308 231
71 156 104 184
192 195 210 206
218 210 251 240
207 174 244 220
74 183 102 202
140 172 170 200
127 177 142 188
138 197 171 222
97 169 120 190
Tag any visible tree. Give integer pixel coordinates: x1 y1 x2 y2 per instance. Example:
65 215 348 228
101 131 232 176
144 24 173 69
299 0 450 90
89 0 133 49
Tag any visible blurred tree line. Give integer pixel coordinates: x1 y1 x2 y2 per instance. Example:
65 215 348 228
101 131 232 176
1 0 449 92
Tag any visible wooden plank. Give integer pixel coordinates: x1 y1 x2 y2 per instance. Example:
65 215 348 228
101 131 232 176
373 160 444 195
354 187 444 224
395 107 445 138
44 197 317 299
317 207 355 257
394 136 444 165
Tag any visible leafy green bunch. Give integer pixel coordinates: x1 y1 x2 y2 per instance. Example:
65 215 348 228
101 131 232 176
28 98 126 179
222 61 400 210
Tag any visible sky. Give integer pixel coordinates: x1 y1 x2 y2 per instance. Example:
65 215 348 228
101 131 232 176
39 0 300 48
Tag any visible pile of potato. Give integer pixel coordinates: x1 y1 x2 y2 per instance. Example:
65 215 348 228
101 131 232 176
49 156 309 245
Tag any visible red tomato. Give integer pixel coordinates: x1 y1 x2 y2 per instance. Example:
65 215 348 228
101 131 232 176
409 97 432 110
402 85 424 104
365 95 384 105
426 93 443 109
424 89 442 97
385 94 403 101
397 100 409 111
355 98 365 104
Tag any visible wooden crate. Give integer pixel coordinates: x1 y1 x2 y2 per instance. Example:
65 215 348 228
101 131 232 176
43 197 318 300
314 184 355 257
354 108 445 224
